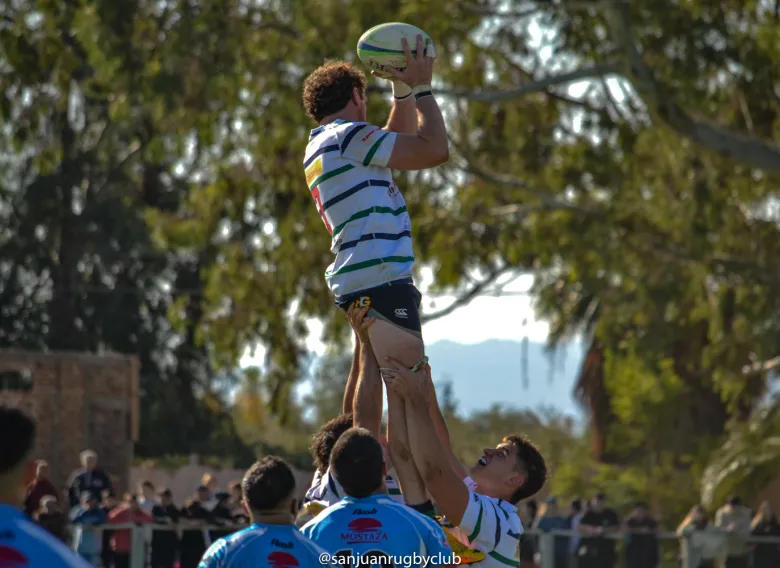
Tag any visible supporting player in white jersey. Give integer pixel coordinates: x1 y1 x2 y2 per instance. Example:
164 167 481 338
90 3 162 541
383 355 549 568
301 34 447 377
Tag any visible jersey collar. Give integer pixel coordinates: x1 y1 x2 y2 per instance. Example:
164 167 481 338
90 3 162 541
341 493 384 504
309 118 351 141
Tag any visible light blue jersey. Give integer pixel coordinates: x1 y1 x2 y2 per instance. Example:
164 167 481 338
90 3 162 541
0 504 92 567
198 522 337 568
302 494 453 566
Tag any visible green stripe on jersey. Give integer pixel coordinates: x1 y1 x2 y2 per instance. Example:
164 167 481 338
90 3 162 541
326 255 414 277
308 164 355 189
467 502 483 542
488 551 520 566
332 205 407 237
363 132 390 166
388 488 402 495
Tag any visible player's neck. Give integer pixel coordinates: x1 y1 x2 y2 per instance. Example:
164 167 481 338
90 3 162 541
320 108 360 126
250 511 295 526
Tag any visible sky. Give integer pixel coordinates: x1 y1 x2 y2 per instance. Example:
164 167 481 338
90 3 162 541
239 268 548 367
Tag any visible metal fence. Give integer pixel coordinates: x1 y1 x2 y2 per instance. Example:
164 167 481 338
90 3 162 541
67 524 780 568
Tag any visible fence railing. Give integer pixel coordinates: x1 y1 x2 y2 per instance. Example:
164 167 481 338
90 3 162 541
67 524 780 568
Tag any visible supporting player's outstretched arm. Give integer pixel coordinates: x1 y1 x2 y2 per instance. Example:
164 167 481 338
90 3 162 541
387 389 428 506
342 331 360 415
346 307 382 436
425 372 469 480
385 358 470 526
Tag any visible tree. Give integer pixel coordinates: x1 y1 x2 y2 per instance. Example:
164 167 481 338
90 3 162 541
304 352 352 427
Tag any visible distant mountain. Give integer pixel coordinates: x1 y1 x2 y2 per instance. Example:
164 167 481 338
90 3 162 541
425 339 586 419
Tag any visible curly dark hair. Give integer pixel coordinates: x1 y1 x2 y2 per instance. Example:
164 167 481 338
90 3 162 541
242 456 296 512
310 413 354 474
503 434 548 504
302 60 367 123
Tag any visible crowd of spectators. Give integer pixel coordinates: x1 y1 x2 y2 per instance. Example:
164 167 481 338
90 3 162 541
25 452 252 568
517 493 780 568
22 450 780 568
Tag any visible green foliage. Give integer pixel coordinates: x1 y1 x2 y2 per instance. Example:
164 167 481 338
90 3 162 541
2 0 780 511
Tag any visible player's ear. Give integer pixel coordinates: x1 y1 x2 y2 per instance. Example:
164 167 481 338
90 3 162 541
290 498 299 516
506 473 525 490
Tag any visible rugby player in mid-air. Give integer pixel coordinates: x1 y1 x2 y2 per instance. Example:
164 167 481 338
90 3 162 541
302 427 456 566
199 457 336 568
301 34 447 374
383 357 549 568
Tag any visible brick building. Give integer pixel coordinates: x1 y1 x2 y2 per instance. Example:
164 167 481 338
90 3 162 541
0 349 139 494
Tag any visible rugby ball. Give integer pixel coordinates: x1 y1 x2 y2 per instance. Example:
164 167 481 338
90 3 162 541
357 22 437 79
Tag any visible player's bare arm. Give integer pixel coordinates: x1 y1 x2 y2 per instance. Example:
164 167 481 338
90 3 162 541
422 365 469 480
378 69 417 135
383 358 470 526
383 35 449 170
348 306 428 505
346 306 382 436
342 329 361 415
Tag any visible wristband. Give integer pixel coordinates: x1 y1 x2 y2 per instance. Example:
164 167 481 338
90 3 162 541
413 84 433 101
392 80 412 100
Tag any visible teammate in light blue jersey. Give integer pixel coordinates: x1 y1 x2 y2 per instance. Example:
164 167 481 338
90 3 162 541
0 406 93 568
302 428 455 567
199 456 336 568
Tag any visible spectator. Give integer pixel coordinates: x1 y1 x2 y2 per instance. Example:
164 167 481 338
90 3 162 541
137 481 158 564
200 473 218 509
70 493 107 566
577 492 620 568
24 460 58 515
209 492 234 541
138 480 158 513
179 485 213 568
227 480 248 523
623 501 659 568
534 496 570 568
519 499 538 568
100 489 117 568
750 501 780 568
150 489 180 568
68 450 114 509
677 505 726 568
715 496 752 568
568 498 584 568
107 493 154 568
35 495 69 543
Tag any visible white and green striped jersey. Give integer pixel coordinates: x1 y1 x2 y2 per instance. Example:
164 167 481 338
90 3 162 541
451 491 524 568
303 119 414 297
303 467 405 508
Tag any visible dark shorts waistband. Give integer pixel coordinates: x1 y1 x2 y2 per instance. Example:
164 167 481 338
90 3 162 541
334 278 414 304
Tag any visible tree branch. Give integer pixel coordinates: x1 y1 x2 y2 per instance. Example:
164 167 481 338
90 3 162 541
604 0 780 172
421 267 513 323
367 64 619 102
742 356 780 376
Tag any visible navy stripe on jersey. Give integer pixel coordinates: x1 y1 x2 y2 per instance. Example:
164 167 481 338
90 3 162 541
304 144 339 168
340 124 368 154
322 179 391 211
309 125 325 140
337 230 412 252
490 501 502 549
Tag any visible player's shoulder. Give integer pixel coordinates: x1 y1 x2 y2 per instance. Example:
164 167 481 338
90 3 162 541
202 524 269 565
301 498 348 533
10 515 92 567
